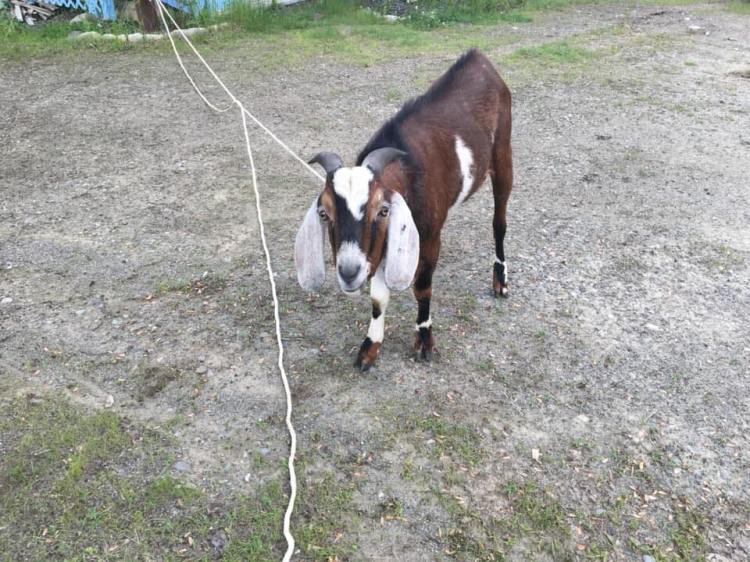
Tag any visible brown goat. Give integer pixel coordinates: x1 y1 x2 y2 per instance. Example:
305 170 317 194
295 49 512 370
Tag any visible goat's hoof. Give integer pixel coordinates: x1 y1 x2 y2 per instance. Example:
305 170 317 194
493 284 509 298
355 358 373 372
414 346 436 362
355 338 380 372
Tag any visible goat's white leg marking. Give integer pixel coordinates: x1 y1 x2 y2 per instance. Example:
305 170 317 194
453 135 475 207
494 257 507 277
415 317 432 331
367 266 390 343
494 257 508 296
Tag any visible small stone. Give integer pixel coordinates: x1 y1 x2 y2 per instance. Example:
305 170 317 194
206 355 223 369
532 448 541 462
127 32 143 42
104 394 114 408
144 33 163 41
173 460 190 472
645 323 660 332
70 12 97 24
171 27 206 38
73 31 101 41
244 473 251 483
687 25 703 34
643 555 656 562
101 33 115 40
1 297 12 305
196 365 207 374
209 528 228 552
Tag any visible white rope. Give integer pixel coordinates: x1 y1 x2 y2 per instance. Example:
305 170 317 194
156 1 324 182
153 1 309 559
240 106 298 562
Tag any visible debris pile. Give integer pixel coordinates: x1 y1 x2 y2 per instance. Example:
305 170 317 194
8 0 59 25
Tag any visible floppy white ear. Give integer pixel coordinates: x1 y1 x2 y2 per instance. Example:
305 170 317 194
384 192 420 291
294 200 326 291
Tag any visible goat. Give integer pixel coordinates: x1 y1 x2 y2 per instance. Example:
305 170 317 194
295 49 513 370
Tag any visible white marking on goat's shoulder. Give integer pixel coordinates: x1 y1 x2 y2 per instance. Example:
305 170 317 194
333 167 373 221
454 135 475 207
415 317 432 330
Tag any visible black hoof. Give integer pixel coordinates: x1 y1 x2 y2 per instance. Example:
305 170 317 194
357 360 372 372
493 286 509 299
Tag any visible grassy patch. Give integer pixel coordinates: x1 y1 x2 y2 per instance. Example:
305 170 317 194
503 480 568 537
501 38 602 85
691 241 745 273
726 0 750 14
0 391 291 560
153 272 228 297
377 403 485 467
1 0 605 63
508 39 595 64
133 361 185 401
639 501 708 562
431 478 570 559
294 474 358 560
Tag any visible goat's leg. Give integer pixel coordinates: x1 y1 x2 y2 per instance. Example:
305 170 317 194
355 265 389 371
412 238 440 361
491 130 513 298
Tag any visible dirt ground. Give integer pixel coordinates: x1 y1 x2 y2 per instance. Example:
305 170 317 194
1 2 749 560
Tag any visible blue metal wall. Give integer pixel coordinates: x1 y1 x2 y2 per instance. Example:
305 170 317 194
43 0 228 21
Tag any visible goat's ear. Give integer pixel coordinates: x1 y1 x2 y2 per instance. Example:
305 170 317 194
295 200 326 291
384 192 420 291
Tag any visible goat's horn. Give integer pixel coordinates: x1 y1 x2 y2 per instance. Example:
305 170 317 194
361 147 407 175
308 152 343 176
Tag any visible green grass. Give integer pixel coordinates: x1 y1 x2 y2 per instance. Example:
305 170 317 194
431 478 570 559
509 39 595 64
377 403 485 467
153 272 228 297
0 13 159 58
0 0 602 61
294 474 358 560
0 391 293 560
726 0 750 14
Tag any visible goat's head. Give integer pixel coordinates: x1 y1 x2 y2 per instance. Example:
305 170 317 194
295 148 419 295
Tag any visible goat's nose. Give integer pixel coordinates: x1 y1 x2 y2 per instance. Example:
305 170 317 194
338 264 361 285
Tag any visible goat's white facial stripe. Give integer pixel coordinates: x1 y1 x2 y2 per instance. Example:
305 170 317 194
332 167 373 221
454 135 475 206
337 241 369 292
415 317 432 330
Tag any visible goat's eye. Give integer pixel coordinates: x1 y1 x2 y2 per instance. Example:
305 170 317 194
318 209 329 221
378 206 390 218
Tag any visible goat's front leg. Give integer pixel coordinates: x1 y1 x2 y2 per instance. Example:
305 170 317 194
413 239 440 361
355 265 390 371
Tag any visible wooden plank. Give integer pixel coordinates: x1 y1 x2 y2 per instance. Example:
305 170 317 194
11 0 54 14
